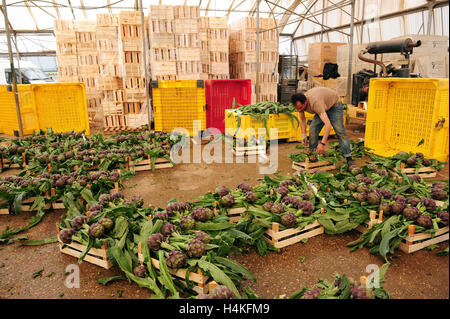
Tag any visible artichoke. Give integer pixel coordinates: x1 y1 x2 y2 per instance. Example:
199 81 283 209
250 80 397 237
406 197 420 207
98 194 111 206
367 163 378 171
195 231 211 244
437 211 449 226
88 223 105 238
166 250 186 269
220 194 235 207
302 190 314 200
391 201 406 214
147 233 164 250
215 186 230 197
154 211 168 220
180 215 195 230
270 203 285 214
133 265 147 278
420 198 437 212
392 195 406 202
187 239 206 257
161 223 176 237
245 191 258 203
367 192 381 205
299 201 314 215
309 154 318 162
406 156 417 167
410 175 421 182
166 202 180 215
211 285 235 299
379 202 392 216
98 217 114 231
422 158 431 166
349 165 362 176
192 208 207 221
353 192 367 203
416 215 433 229
281 213 297 228
60 228 76 244
403 206 419 220
379 189 392 199
347 182 358 192
351 286 372 299
356 184 369 193
71 216 88 231
262 201 273 212
301 288 321 299
432 182 447 190
204 208 214 220
375 168 388 176
110 191 124 201
415 152 424 159
275 186 289 197
431 188 447 200
237 183 252 192
280 180 295 188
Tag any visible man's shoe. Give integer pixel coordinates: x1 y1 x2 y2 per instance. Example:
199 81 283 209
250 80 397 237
346 158 354 167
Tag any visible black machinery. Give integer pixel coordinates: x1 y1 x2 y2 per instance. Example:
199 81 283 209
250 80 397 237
351 38 422 105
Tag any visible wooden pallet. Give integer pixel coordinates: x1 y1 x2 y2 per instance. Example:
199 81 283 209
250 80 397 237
138 242 214 294
292 158 336 173
391 163 437 179
1 153 27 170
264 220 324 249
356 210 384 233
0 200 9 215
228 207 247 223
398 224 449 254
56 226 112 269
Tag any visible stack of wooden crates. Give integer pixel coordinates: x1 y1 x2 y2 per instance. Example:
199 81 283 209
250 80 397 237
307 42 347 96
147 5 177 80
199 17 230 79
229 17 279 103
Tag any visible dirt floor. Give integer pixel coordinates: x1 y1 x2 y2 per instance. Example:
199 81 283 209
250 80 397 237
0 122 448 299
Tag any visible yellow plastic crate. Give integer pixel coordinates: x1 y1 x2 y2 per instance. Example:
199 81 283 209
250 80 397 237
365 78 449 162
152 80 206 136
0 83 90 136
225 110 302 142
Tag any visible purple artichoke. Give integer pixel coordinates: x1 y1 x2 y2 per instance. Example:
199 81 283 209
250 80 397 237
237 183 252 192
245 191 258 203
302 190 314 200
406 156 417 167
410 175 421 183
422 158 431 166
187 239 206 257
416 215 433 229
148 233 164 250
98 217 114 231
432 182 447 190
166 250 186 269
392 201 406 214
98 194 111 206
71 216 88 231
161 223 176 237
299 201 314 215
354 192 367 203
367 192 382 205
204 208 214 220
406 197 420 207
192 208 207 221
211 285 235 299
351 286 372 299
88 223 105 238
270 203 285 214
349 165 362 175
276 186 289 197
220 194 235 207
392 195 406 202
431 188 447 200
180 215 195 230
60 228 76 244
415 152 424 159
215 186 230 197
347 182 358 192
379 202 392 216
375 168 388 176
301 288 321 299
195 231 211 244
437 211 449 226
280 180 295 188
262 201 273 212
281 213 297 228
403 206 419 220
421 198 437 212
133 265 147 278
379 189 392 199
356 184 369 194
154 211 168 220
166 202 180 215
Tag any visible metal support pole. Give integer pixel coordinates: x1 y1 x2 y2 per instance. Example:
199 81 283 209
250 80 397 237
360 0 365 43
427 1 434 35
139 0 151 127
255 0 261 102
2 0 23 137
13 33 22 84
345 0 355 104
320 0 325 42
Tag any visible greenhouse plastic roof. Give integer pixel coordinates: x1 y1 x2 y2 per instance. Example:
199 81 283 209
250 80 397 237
0 0 449 59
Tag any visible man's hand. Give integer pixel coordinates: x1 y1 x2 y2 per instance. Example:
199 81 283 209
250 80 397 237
301 133 308 145
317 143 325 154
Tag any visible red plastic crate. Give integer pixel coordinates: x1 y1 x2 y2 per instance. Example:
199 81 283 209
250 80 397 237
205 79 251 133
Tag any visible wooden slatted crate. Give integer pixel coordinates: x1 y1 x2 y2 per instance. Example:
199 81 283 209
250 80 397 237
138 241 212 294
398 224 449 254
125 155 173 172
355 210 383 233
292 158 336 173
264 220 324 249
391 163 437 179
56 226 113 269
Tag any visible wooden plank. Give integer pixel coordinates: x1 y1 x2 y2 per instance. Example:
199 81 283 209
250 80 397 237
266 220 321 240
404 226 449 242
273 227 324 249
150 258 208 285
398 232 449 254
59 246 112 269
264 220 324 249
0 208 9 215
